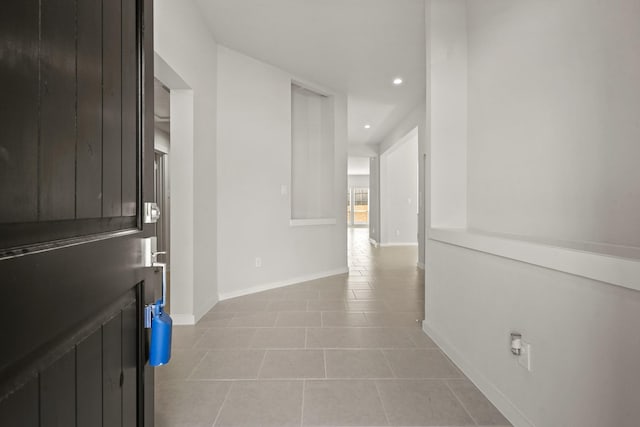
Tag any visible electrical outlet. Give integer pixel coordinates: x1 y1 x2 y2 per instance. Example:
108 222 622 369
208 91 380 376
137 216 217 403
518 341 532 371
395 229 400 237
255 257 262 268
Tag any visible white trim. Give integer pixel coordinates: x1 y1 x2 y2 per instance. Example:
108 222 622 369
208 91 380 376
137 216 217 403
289 218 337 227
218 267 349 301
379 242 419 247
429 228 640 292
368 238 379 248
417 261 425 270
422 321 535 427
171 313 195 325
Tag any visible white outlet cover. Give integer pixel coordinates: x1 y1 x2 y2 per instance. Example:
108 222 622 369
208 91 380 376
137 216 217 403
280 185 288 196
518 341 532 371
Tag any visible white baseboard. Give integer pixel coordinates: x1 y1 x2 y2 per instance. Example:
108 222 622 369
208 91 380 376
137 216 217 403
218 267 349 301
379 242 419 247
369 238 379 247
417 261 425 270
422 321 535 427
171 313 195 325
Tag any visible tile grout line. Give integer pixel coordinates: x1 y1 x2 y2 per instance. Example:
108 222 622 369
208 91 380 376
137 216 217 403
300 379 306 427
379 349 397 379
185 350 210 381
211 380 234 427
322 349 327 379
255 348 268 380
444 379 480 426
373 379 393 427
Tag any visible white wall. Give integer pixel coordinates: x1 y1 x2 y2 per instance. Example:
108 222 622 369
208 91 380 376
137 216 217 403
216 46 348 299
425 1 640 426
380 130 419 246
369 157 380 244
429 0 467 229
154 0 219 323
378 103 427 263
466 0 640 247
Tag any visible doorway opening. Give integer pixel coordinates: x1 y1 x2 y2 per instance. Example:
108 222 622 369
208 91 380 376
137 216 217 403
153 79 171 311
347 156 370 228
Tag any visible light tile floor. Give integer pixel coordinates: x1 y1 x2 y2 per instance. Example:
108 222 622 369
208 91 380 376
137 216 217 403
155 228 511 427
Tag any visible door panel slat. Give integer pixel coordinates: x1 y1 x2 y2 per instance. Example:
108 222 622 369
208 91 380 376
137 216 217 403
76 329 102 426
121 0 138 218
39 0 77 221
76 0 104 219
102 0 123 218
40 351 76 427
103 313 123 427
0 0 39 223
0 377 39 427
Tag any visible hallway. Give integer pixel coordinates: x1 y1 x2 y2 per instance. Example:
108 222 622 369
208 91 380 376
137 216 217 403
156 229 510 426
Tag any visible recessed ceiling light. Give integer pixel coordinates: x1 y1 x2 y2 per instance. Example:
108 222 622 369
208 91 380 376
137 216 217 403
393 77 403 85
364 124 371 129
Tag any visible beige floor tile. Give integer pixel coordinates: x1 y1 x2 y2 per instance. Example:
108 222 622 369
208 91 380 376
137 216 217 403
376 379 475 426
404 328 438 348
383 349 463 378
155 228 510 426
307 299 347 311
265 299 308 312
306 327 363 348
365 312 423 327
217 299 269 312
275 311 321 327
322 311 369 327
284 289 319 300
155 349 207 384
447 379 512 426
318 289 357 300
171 326 207 349
250 327 306 349
215 381 303 427
227 311 278 327
195 328 256 349
258 350 325 379
197 311 236 328
346 300 391 312
155 380 230 427
325 349 394 379
190 350 265 379
302 380 389 426
356 328 417 348
384 299 426 312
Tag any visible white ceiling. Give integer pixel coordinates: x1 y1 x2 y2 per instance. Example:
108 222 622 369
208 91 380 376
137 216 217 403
194 0 426 148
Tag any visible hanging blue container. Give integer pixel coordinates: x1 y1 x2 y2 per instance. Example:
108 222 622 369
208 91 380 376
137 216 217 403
149 298 172 366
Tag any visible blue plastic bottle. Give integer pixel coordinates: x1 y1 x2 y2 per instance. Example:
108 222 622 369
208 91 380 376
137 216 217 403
149 299 172 366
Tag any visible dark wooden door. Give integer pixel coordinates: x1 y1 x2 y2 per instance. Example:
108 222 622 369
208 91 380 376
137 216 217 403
0 0 156 425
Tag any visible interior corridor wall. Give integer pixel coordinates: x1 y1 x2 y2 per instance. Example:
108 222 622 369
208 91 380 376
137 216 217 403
154 0 219 323
369 157 380 244
377 103 426 262
425 1 640 426
216 46 348 299
380 131 419 246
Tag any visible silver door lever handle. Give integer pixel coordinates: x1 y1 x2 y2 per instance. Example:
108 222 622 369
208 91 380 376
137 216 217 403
152 251 166 263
